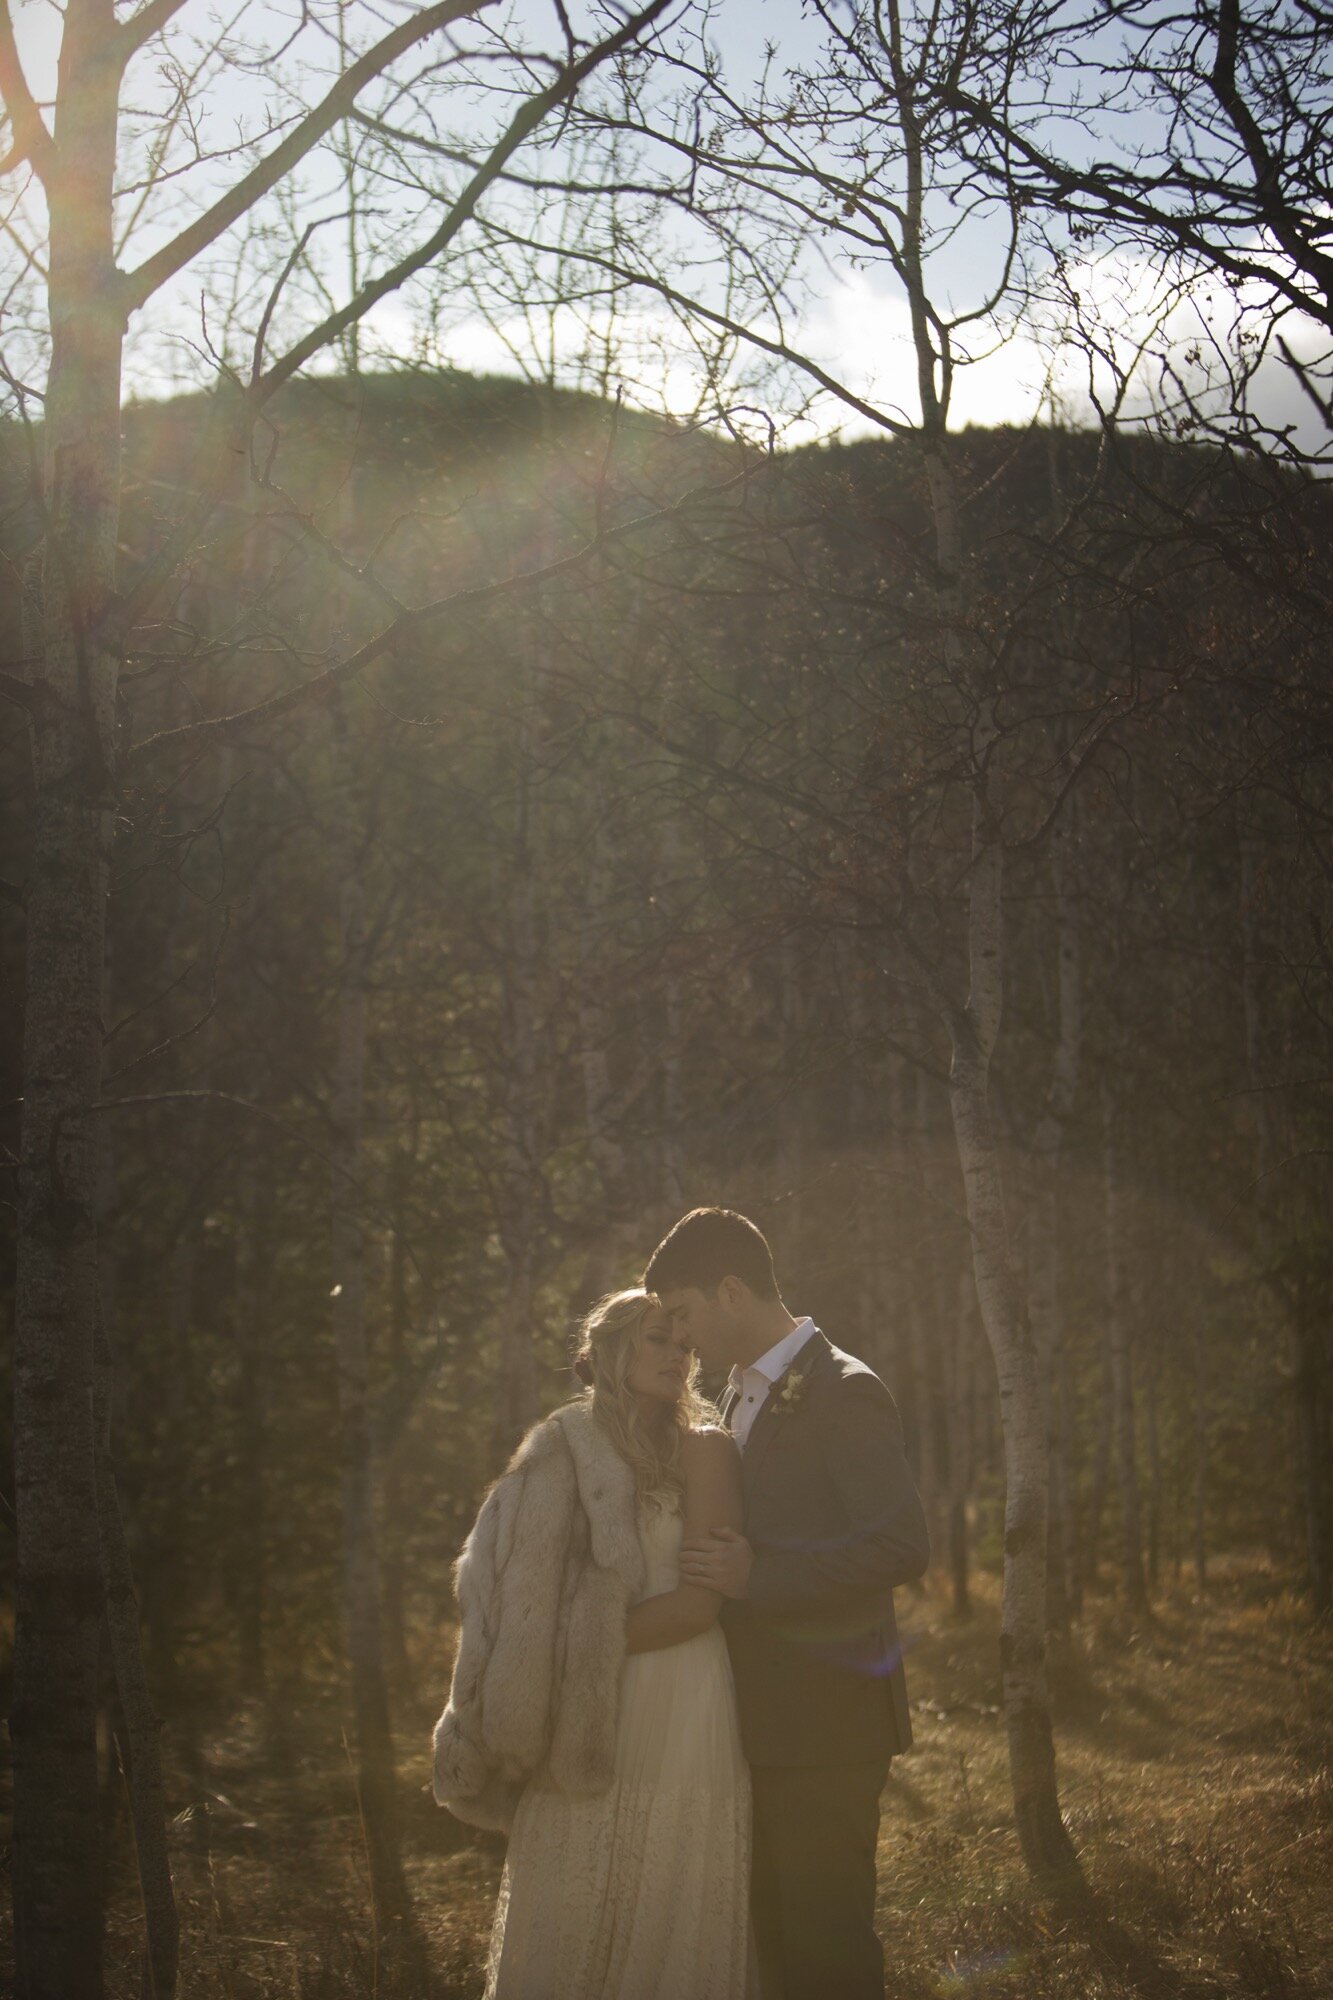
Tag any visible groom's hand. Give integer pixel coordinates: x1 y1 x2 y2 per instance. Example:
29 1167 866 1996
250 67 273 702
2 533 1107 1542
680 1526 753 1599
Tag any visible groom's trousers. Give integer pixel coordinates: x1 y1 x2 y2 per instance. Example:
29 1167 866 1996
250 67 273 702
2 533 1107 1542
749 1757 890 2000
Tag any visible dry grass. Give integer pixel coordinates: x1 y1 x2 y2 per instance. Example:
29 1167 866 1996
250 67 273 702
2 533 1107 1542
89 1560 1331 1998
870 1565 1331 2000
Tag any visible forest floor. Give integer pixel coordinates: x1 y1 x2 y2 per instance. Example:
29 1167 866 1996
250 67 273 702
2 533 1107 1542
97 1558 1331 1999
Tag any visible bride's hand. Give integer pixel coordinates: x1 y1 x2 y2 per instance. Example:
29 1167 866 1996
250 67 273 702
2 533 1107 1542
680 1526 753 1599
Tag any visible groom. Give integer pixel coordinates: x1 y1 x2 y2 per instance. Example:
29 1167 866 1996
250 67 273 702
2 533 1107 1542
646 1206 929 2000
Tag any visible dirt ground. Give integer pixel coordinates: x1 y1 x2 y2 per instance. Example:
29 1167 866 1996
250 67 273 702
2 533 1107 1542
97 1560 1332 1999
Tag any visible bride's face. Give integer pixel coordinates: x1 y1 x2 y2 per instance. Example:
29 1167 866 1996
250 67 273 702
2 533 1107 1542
625 1306 693 1409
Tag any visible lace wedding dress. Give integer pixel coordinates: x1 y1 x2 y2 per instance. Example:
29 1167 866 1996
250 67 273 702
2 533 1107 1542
484 1498 755 1999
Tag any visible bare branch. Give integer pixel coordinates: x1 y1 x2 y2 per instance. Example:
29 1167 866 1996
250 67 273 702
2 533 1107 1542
119 0 493 312
130 453 754 761
457 220 914 437
254 0 678 398
0 0 57 181
115 0 191 63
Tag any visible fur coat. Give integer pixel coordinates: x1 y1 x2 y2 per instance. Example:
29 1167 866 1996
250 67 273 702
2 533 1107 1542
432 1399 646 1832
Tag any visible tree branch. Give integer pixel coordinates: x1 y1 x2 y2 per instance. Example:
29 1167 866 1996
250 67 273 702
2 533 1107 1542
0 0 57 182
460 220 914 438
129 451 751 761
254 0 677 398
119 0 492 312
114 0 191 63
0 666 35 709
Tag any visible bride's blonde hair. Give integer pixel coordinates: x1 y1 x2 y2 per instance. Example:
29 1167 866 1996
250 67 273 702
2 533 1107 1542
572 1288 712 1507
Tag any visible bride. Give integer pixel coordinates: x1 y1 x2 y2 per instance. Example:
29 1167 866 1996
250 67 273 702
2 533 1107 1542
433 1289 754 2000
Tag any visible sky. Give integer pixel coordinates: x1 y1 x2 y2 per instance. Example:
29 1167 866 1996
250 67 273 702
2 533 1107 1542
5 0 1322 450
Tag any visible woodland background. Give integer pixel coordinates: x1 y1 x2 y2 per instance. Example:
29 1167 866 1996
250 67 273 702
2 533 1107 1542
1 0 1332 1995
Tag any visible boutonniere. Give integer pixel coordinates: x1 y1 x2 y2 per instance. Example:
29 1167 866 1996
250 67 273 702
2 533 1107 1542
771 1361 812 1417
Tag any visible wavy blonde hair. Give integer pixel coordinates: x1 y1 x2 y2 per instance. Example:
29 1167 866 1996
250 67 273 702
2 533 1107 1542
572 1288 713 1507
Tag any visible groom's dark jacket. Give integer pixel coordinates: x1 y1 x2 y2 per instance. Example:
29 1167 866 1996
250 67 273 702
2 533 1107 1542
719 1330 929 1767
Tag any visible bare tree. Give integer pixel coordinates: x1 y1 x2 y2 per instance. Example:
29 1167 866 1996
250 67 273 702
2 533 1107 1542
941 0 1332 469
0 4 676 1991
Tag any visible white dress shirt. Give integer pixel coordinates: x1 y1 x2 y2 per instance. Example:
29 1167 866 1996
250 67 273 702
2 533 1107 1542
727 1318 817 1450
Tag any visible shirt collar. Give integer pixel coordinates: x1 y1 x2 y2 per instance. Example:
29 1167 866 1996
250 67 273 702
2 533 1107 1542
728 1317 817 1394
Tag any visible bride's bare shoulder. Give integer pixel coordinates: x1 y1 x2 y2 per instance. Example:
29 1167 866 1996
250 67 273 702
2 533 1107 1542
680 1426 743 1523
681 1424 739 1465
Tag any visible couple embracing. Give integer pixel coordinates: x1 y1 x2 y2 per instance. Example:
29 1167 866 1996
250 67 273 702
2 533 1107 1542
434 1207 930 1999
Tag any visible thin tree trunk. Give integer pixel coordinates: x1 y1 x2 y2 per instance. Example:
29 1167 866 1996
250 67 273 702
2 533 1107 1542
147 1233 194 1710
903 1289 939 1549
496 812 542 1448
89 902 183 1992
1291 1307 1332 1614
777 932 810 1282
93 1315 180 2000
1237 823 1330 1608
1084 1320 1113 1583
655 715 689 1210
497 1227 541 1444
142 712 223 1711
576 844 628 1216
857 1171 890 1409
1030 798 1081 1635
1193 1316 1208 1588
13 6 124 1985
1044 1349 1071 1633
1145 1344 1162 1595
947 1264 976 1618
576 833 637 1306
329 700 412 1939
948 1009 1077 1880
938 790 1077 1878
903 1068 941 1557
1103 1088 1148 1613
1030 1194 1068 1635
382 1141 414 1691
233 1164 268 1696
1058 1339 1083 1617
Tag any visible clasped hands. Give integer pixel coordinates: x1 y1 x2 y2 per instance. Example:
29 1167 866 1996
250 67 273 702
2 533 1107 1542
679 1526 753 1598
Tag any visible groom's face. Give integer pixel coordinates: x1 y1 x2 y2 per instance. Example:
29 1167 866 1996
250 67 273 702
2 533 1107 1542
659 1284 740 1375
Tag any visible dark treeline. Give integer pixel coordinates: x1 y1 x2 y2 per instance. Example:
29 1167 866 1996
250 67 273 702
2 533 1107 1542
2 367 1331 1966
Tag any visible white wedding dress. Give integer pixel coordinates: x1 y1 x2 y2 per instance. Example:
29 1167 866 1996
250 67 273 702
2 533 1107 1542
484 1498 755 2000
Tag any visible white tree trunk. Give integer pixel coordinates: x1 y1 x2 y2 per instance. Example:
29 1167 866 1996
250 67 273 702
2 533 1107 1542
922 427 1077 1878
948 1001 1075 1878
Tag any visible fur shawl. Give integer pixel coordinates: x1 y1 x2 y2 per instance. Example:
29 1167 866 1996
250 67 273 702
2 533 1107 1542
432 1399 646 1832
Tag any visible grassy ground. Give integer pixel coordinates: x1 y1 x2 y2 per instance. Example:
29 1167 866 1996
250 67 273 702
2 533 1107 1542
100 1560 1331 1998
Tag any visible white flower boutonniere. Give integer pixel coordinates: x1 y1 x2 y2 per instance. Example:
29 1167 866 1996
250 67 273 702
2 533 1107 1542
771 1363 811 1417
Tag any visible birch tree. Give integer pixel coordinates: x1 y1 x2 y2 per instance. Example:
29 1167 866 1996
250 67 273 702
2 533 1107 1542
539 0 1092 1881
955 0 1333 1603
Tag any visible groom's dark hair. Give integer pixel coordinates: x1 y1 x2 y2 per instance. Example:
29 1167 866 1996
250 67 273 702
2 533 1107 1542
644 1207 779 1302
